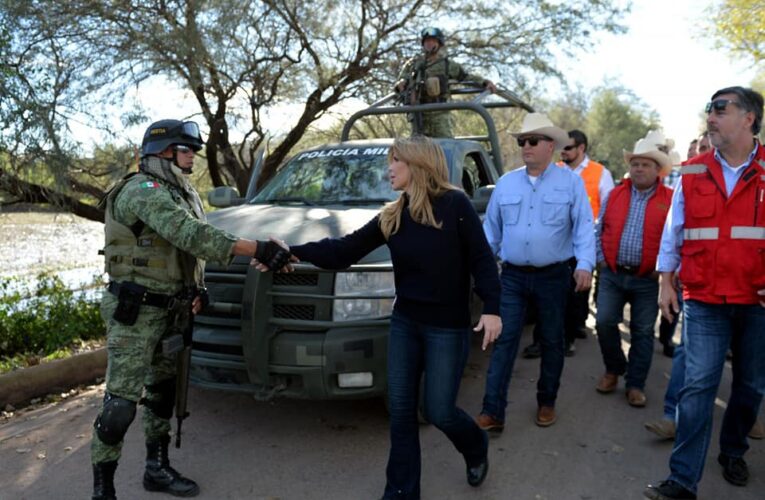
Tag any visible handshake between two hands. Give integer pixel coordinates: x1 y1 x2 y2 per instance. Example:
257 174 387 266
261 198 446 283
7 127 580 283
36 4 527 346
251 237 297 273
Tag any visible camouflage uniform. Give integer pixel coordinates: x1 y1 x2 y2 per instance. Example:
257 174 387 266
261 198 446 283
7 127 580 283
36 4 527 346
91 156 237 464
398 47 487 138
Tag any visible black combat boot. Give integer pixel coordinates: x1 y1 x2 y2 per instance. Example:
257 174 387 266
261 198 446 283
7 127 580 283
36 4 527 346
92 460 117 500
143 435 200 497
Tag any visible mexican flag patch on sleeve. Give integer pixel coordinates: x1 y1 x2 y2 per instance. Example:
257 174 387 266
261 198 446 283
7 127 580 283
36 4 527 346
140 181 160 189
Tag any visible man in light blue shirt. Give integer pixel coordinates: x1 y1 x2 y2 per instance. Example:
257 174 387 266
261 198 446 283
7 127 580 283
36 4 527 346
476 113 595 432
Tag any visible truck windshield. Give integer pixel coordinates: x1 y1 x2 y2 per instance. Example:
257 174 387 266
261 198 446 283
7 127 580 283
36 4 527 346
251 148 397 205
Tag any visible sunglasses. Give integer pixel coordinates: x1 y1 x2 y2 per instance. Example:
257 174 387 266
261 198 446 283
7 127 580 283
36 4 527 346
174 145 195 154
517 136 551 147
705 99 741 113
562 144 579 151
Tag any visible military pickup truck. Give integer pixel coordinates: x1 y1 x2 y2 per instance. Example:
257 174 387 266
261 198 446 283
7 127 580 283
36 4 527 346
190 84 533 401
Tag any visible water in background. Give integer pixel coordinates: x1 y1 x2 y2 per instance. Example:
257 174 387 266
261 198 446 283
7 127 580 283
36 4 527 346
0 213 105 297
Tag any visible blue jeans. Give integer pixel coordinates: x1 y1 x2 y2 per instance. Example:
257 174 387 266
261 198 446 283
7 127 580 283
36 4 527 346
667 300 765 493
595 267 659 390
383 311 487 500
482 262 569 420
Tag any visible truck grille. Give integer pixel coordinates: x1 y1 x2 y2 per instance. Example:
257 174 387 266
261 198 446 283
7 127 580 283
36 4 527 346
273 273 319 287
273 304 316 320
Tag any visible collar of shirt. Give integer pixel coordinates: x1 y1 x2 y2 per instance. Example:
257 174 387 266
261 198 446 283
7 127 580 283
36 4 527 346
568 155 590 174
713 143 758 172
631 182 657 200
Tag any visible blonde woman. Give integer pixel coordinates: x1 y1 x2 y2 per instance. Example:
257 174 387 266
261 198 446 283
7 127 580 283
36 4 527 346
286 136 501 498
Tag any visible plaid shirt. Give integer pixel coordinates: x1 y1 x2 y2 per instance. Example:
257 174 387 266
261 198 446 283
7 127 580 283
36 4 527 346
616 184 657 266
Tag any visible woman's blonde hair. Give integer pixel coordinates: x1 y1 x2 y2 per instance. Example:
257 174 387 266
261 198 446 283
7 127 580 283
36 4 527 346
379 136 456 239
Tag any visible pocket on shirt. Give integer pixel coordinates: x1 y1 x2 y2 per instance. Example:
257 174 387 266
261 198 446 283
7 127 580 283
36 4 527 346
500 195 522 225
541 193 570 225
689 183 716 218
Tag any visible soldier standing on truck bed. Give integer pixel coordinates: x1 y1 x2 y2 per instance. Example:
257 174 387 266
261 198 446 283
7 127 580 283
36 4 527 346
395 27 497 138
90 119 291 500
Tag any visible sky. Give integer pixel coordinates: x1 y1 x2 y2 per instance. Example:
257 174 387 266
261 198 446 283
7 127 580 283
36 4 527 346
554 0 757 156
81 0 758 157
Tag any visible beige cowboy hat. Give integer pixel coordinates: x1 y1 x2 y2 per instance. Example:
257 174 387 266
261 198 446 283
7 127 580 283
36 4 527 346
512 113 569 149
623 138 673 176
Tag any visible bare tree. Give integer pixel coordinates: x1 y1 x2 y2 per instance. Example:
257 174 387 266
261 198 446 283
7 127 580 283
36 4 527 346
1 0 628 221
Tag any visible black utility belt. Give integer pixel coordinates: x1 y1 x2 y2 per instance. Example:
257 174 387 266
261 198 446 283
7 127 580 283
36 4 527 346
502 261 567 273
107 281 179 308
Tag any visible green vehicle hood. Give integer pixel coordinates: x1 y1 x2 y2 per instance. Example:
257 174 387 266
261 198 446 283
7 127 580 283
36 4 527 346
207 204 390 264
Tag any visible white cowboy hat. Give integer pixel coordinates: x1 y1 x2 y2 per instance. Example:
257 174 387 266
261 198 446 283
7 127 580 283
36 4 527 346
643 129 676 151
623 138 673 176
512 113 569 149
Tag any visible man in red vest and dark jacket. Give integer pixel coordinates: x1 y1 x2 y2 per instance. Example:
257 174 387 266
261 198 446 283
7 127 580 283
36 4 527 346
594 138 673 407
645 86 765 500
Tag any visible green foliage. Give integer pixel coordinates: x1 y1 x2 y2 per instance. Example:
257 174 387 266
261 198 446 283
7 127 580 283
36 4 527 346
708 0 765 63
0 274 105 364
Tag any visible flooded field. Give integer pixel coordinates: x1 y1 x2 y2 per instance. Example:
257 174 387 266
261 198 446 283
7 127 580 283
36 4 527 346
0 212 104 294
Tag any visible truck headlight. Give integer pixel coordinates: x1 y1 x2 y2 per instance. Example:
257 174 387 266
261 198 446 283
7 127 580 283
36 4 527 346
333 271 394 321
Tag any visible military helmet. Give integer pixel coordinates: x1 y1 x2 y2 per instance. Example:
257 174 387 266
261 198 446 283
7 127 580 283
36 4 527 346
420 27 445 47
141 119 204 157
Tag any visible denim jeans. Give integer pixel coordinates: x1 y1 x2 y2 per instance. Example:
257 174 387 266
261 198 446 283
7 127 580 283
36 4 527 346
383 311 488 500
482 262 569 420
667 300 765 493
595 267 659 390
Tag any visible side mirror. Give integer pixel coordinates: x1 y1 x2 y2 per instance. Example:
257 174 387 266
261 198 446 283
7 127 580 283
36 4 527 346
208 186 244 208
471 185 494 213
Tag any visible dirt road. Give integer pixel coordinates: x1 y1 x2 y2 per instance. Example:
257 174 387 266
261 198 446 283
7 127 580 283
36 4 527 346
1 325 762 500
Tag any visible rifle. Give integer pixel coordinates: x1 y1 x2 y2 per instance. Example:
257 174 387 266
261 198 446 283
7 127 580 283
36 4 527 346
163 287 207 448
397 59 426 135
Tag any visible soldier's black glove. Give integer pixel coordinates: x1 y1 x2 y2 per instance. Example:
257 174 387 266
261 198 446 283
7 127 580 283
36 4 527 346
254 240 292 271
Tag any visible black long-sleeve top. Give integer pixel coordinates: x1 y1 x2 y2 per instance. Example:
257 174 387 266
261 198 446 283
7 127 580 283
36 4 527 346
290 189 500 328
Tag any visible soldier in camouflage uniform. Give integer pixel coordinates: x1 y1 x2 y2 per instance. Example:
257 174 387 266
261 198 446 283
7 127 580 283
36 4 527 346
91 120 291 500
395 27 497 138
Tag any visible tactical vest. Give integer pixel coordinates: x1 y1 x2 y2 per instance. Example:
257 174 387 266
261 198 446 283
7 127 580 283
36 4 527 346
600 178 672 277
102 173 197 287
679 146 765 304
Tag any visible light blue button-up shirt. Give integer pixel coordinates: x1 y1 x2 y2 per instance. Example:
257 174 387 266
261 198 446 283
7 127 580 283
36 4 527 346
656 145 758 272
484 163 596 271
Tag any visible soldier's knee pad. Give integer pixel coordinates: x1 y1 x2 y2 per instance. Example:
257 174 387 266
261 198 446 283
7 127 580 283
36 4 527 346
94 393 137 446
142 378 176 420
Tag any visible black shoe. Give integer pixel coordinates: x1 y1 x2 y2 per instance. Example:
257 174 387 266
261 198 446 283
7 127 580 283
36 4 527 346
522 342 541 359
643 480 696 499
144 436 200 497
92 461 118 500
467 457 488 487
565 342 576 357
718 453 748 486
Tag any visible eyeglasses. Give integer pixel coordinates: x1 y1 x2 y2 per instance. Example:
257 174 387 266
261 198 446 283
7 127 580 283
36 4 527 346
174 145 194 154
562 144 579 151
705 99 741 113
517 136 551 147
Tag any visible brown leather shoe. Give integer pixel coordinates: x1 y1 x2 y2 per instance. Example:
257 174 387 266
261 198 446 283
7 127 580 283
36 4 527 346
535 406 556 427
596 373 619 393
626 388 647 407
748 418 765 439
644 418 676 439
475 414 504 434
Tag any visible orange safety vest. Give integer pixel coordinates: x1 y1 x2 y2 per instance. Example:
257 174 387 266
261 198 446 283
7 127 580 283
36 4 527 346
600 178 673 277
559 160 604 218
679 146 765 304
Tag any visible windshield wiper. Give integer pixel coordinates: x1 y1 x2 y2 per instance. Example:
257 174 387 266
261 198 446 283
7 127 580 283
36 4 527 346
264 196 316 206
336 198 392 205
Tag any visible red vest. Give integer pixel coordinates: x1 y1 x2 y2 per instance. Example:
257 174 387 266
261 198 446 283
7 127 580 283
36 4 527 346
600 178 673 277
679 145 765 304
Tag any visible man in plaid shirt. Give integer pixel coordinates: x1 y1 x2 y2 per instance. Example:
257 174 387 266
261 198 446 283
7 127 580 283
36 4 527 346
593 137 674 407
